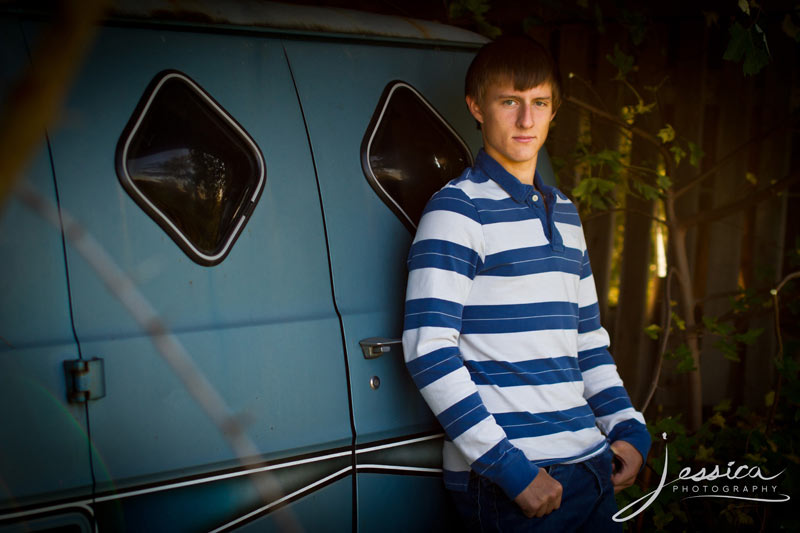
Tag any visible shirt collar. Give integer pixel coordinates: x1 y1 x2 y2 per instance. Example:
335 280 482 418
475 148 553 203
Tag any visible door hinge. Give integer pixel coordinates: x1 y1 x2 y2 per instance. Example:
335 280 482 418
64 358 106 403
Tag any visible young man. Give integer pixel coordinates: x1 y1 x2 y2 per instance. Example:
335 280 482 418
402 36 650 531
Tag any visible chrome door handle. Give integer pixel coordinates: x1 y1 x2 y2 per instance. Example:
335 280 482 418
359 337 402 359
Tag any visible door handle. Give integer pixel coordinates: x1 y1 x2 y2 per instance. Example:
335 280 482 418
359 337 402 359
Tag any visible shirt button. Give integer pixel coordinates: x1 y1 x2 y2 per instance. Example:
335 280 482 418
532 194 539 202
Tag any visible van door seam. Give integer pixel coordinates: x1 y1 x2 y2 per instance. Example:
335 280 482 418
281 42 359 533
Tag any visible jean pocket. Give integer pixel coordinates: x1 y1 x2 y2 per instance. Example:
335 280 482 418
546 463 574 488
584 447 615 493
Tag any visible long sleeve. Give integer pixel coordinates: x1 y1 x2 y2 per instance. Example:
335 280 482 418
402 185 539 500
576 244 651 463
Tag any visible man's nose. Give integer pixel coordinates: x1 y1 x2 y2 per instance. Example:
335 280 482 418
517 103 534 129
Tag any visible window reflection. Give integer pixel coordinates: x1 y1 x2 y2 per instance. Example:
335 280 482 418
363 82 472 231
117 72 264 265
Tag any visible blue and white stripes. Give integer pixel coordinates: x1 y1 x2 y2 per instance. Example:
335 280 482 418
402 149 650 500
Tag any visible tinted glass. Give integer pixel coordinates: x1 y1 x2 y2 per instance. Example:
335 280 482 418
362 82 472 231
116 71 265 265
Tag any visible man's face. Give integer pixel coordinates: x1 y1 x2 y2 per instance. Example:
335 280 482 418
466 79 556 180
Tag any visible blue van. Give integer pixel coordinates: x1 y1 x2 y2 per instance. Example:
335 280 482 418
0 2 556 531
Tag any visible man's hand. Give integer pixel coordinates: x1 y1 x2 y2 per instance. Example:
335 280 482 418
610 440 643 493
513 467 563 518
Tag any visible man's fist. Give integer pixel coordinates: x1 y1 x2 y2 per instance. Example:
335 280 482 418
513 468 563 518
610 440 643 493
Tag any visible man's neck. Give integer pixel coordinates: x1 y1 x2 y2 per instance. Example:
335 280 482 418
484 147 538 188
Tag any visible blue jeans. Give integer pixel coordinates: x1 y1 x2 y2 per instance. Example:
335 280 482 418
450 446 621 532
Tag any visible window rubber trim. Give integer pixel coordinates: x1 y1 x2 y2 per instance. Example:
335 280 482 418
115 69 266 266
359 80 473 232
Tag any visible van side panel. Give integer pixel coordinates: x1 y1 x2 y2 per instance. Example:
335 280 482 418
0 17 93 515
223 478 352 532
38 26 353 529
285 40 481 528
284 40 481 444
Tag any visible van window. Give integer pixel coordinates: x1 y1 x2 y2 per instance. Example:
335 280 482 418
115 70 265 266
361 81 472 232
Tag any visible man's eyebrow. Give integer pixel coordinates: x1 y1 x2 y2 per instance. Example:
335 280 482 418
495 94 552 100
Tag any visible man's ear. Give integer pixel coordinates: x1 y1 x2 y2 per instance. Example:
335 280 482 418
465 95 484 124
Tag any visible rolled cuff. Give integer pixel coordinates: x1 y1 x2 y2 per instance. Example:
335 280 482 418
608 419 651 470
473 440 539 500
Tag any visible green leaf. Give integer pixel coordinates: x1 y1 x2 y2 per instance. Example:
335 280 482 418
476 19 502 39
765 390 775 407
715 338 740 362
653 510 675 530
676 357 696 373
735 327 764 345
635 101 656 115
666 343 696 373
687 141 704 167
594 2 605 33
447 0 501 39
632 180 660 201
703 315 722 335
573 177 616 198
448 0 491 18
713 398 732 412
738 0 751 16
593 149 624 174
671 311 686 331
644 324 662 340
670 145 686 165
657 173 672 190
703 315 733 336
620 8 648 46
657 124 675 143
606 44 634 79
743 452 766 464
572 177 616 211
696 443 716 460
724 22 771 76
620 105 635 122
709 412 726 428
724 22 750 62
648 415 687 439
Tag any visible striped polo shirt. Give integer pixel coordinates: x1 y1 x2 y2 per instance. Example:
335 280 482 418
402 149 650 500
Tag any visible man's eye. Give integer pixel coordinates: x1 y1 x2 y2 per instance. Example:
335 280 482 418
535 100 550 107
502 99 516 106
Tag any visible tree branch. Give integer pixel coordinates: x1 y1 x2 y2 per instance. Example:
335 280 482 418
766 271 800 434
641 267 677 413
679 173 798 229
18 184 302 531
582 206 668 226
566 72 609 112
0 0 108 211
564 95 666 150
673 114 796 199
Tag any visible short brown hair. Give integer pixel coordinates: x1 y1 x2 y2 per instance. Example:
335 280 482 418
465 35 561 111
